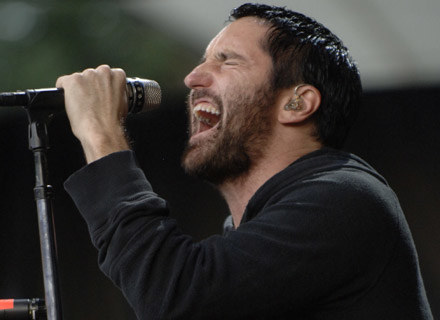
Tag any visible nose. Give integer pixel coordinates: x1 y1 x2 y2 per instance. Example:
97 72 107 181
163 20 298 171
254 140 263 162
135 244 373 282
184 63 213 89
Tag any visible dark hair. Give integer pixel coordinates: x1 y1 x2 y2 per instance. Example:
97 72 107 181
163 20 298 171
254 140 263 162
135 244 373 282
230 3 362 149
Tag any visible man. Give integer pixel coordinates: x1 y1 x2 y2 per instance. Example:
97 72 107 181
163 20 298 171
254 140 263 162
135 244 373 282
57 3 433 319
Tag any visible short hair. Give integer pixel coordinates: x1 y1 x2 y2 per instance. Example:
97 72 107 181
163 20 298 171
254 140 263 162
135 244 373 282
230 3 362 149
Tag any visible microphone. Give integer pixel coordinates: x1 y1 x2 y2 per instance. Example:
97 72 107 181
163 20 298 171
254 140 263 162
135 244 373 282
0 78 161 114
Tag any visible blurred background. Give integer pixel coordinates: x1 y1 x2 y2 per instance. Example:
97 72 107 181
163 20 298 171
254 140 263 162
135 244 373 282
0 0 438 319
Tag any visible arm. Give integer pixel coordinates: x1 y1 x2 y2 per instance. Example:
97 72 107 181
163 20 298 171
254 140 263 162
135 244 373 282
65 152 397 319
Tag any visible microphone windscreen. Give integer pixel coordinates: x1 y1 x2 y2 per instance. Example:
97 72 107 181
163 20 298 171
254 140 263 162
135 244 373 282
126 78 161 114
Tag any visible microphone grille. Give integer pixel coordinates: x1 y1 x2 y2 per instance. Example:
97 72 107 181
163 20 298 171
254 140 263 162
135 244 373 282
143 79 161 110
126 77 161 113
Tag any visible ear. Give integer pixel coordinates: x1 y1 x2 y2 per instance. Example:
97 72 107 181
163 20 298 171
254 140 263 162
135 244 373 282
277 84 321 125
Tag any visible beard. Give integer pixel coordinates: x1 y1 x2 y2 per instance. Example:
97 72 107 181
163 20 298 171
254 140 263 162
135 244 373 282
181 84 276 186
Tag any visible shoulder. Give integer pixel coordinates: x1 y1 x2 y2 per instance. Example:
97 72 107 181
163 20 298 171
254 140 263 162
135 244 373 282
252 148 398 213
244 148 403 241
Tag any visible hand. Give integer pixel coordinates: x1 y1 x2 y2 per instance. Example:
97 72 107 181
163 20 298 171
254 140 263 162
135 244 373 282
56 65 130 163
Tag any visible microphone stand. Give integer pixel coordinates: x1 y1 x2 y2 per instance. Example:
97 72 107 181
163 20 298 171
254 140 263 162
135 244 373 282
24 90 63 320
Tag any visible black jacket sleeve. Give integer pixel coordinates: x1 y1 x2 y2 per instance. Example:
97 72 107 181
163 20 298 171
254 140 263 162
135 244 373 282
64 150 424 320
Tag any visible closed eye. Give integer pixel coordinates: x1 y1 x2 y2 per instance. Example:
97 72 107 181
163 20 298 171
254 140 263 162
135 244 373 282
216 51 246 64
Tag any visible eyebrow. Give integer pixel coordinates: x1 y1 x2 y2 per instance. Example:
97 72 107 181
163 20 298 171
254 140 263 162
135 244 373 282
200 50 247 64
217 51 246 61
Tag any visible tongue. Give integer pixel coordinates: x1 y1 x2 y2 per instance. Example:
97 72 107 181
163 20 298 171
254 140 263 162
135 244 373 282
197 110 220 127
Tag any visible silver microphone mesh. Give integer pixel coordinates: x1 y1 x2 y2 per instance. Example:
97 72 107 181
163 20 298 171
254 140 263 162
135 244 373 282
126 77 161 113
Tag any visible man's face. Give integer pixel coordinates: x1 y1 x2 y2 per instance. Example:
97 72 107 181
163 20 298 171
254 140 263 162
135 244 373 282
182 17 276 185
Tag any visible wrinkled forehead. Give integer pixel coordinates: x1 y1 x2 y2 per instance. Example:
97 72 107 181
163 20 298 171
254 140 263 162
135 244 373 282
204 17 271 56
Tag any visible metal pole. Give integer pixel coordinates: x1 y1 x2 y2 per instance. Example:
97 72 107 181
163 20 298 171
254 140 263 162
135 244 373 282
28 120 62 320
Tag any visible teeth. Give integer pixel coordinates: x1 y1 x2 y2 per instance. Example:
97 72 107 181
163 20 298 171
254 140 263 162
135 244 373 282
193 104 221 126
193 104 220 116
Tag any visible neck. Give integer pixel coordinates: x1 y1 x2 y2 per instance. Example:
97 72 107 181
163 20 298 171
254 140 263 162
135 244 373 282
218 142 321 227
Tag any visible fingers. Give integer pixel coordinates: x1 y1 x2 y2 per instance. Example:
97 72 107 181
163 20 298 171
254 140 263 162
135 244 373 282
56 65 127 110
57 65 131 162
56 65 126 90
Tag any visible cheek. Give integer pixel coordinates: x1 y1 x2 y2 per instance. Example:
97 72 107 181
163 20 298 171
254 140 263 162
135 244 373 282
218 72 271 124
221 80 248 107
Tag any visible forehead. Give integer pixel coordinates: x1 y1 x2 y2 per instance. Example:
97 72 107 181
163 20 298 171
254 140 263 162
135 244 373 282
205 17 270 59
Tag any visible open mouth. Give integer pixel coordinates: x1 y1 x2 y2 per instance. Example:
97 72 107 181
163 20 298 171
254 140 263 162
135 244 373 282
193 103 221 129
